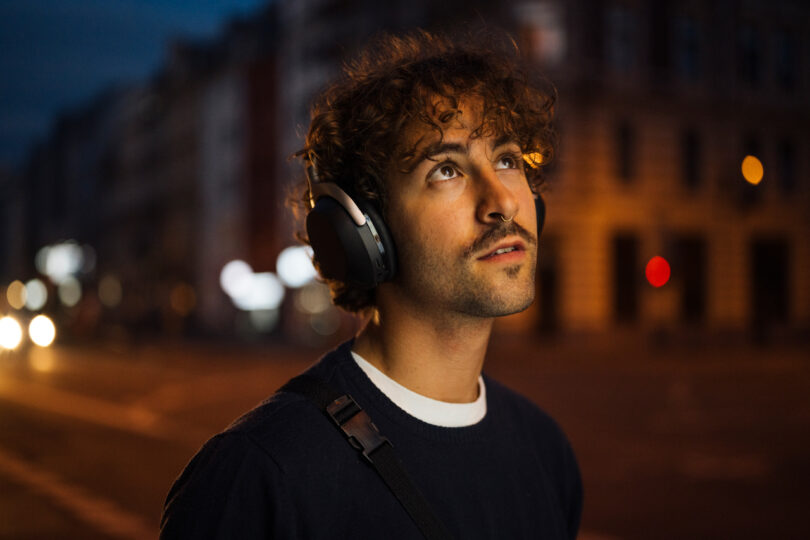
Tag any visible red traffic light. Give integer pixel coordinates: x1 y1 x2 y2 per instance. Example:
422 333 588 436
645 256 671 288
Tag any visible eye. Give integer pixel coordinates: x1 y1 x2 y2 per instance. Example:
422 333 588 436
494 152 522 171
428 162 460 183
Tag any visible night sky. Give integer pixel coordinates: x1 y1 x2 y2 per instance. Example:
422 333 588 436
0 0 268 171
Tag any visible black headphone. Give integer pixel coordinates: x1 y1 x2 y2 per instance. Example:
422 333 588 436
305 159 546 290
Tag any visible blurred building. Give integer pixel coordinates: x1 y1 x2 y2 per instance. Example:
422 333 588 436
6 0 809 344
508 0 810 343
0 167 25 281
276 0 810 343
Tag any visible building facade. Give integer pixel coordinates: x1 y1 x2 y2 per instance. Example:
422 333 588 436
7 0 808 343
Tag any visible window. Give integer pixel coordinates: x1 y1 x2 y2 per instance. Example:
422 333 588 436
673 235 707 323
515 1 567 66
681 128 701 189
607 5 639 72
777 139 796 193
751 238 789 327
673 15 701 81
737 25 760 87
616 121 636 182
612 233 639 323
774 31 797 92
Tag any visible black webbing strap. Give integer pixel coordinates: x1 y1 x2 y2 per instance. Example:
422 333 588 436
279 373 453 540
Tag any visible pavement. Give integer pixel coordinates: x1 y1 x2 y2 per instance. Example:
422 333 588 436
0 335 808 539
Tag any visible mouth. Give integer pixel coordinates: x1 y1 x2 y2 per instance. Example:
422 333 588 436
478 240 527 261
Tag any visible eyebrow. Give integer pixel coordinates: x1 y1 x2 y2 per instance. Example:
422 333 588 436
418 136 520 163
420 142 467 162
493 134 518 150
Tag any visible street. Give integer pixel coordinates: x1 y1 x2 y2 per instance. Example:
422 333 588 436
0 337 808 539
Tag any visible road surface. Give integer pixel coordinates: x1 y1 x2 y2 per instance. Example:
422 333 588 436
0 337 808 539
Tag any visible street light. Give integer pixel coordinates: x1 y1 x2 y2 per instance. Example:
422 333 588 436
276 246 317 288
741 155 764 185
0 316 23 350
29 315 56 347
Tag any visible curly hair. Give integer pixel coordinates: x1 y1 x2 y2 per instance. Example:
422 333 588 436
293 29 557 313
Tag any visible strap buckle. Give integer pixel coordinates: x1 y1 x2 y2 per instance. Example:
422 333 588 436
326 395 390 463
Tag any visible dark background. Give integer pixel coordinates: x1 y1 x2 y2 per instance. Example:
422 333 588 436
1 1 809 538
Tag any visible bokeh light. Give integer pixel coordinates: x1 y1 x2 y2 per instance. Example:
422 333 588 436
39 241 84 284
295 282 332 314
645 256 671 288
220 260 253 299
58 277 82 307
0 316 24 350
276 246 317 288
34 246 50 275
229 272 285 311
310 310 340 336
24 279 48 311
6 280 27 310
170 283 197 316
248 309 280 332
29 315 56 347
741 155 764 185
98 275 123 307
81 244 97 273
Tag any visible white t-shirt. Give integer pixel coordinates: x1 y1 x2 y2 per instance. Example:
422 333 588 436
351 351 487 427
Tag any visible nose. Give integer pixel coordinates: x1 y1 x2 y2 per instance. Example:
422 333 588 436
474 167 520 225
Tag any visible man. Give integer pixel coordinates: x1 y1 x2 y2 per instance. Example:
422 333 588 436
161 30 582 539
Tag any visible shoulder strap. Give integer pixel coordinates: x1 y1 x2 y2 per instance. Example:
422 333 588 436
279 373 453 540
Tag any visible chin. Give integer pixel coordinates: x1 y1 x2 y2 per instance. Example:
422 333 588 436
455 284 535 318
493 291 536 317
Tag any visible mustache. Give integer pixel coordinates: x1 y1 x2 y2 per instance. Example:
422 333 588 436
463 220 537 259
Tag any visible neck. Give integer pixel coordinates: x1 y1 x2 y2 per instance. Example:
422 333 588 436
352 294 492 403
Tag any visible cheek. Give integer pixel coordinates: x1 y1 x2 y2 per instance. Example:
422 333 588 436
391 205 468 260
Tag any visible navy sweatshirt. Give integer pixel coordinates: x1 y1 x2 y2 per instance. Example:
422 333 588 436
161 341 582 539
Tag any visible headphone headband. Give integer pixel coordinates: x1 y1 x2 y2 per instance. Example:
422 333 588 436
310 182 367 227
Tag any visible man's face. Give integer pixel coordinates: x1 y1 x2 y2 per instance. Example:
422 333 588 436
381 100 538 319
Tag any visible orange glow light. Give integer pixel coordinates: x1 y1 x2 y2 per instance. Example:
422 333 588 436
645 256 671 288
523 152 544 168
170 283 197 316
6 280 26 310
741 155 764 185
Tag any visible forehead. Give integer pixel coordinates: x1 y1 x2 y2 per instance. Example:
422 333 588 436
394 96 514 166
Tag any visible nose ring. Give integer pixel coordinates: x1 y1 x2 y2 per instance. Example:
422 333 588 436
499 214 514 223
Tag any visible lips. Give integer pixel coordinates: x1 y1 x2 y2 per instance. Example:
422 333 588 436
478 240 526 260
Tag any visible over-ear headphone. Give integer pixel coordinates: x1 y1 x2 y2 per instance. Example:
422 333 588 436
305 159 546 290
535 193 546 238
305 161 397 289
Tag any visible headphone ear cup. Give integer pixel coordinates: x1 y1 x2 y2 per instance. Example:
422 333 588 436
306 194 396 289
353 197 397 281
535 195 546 237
